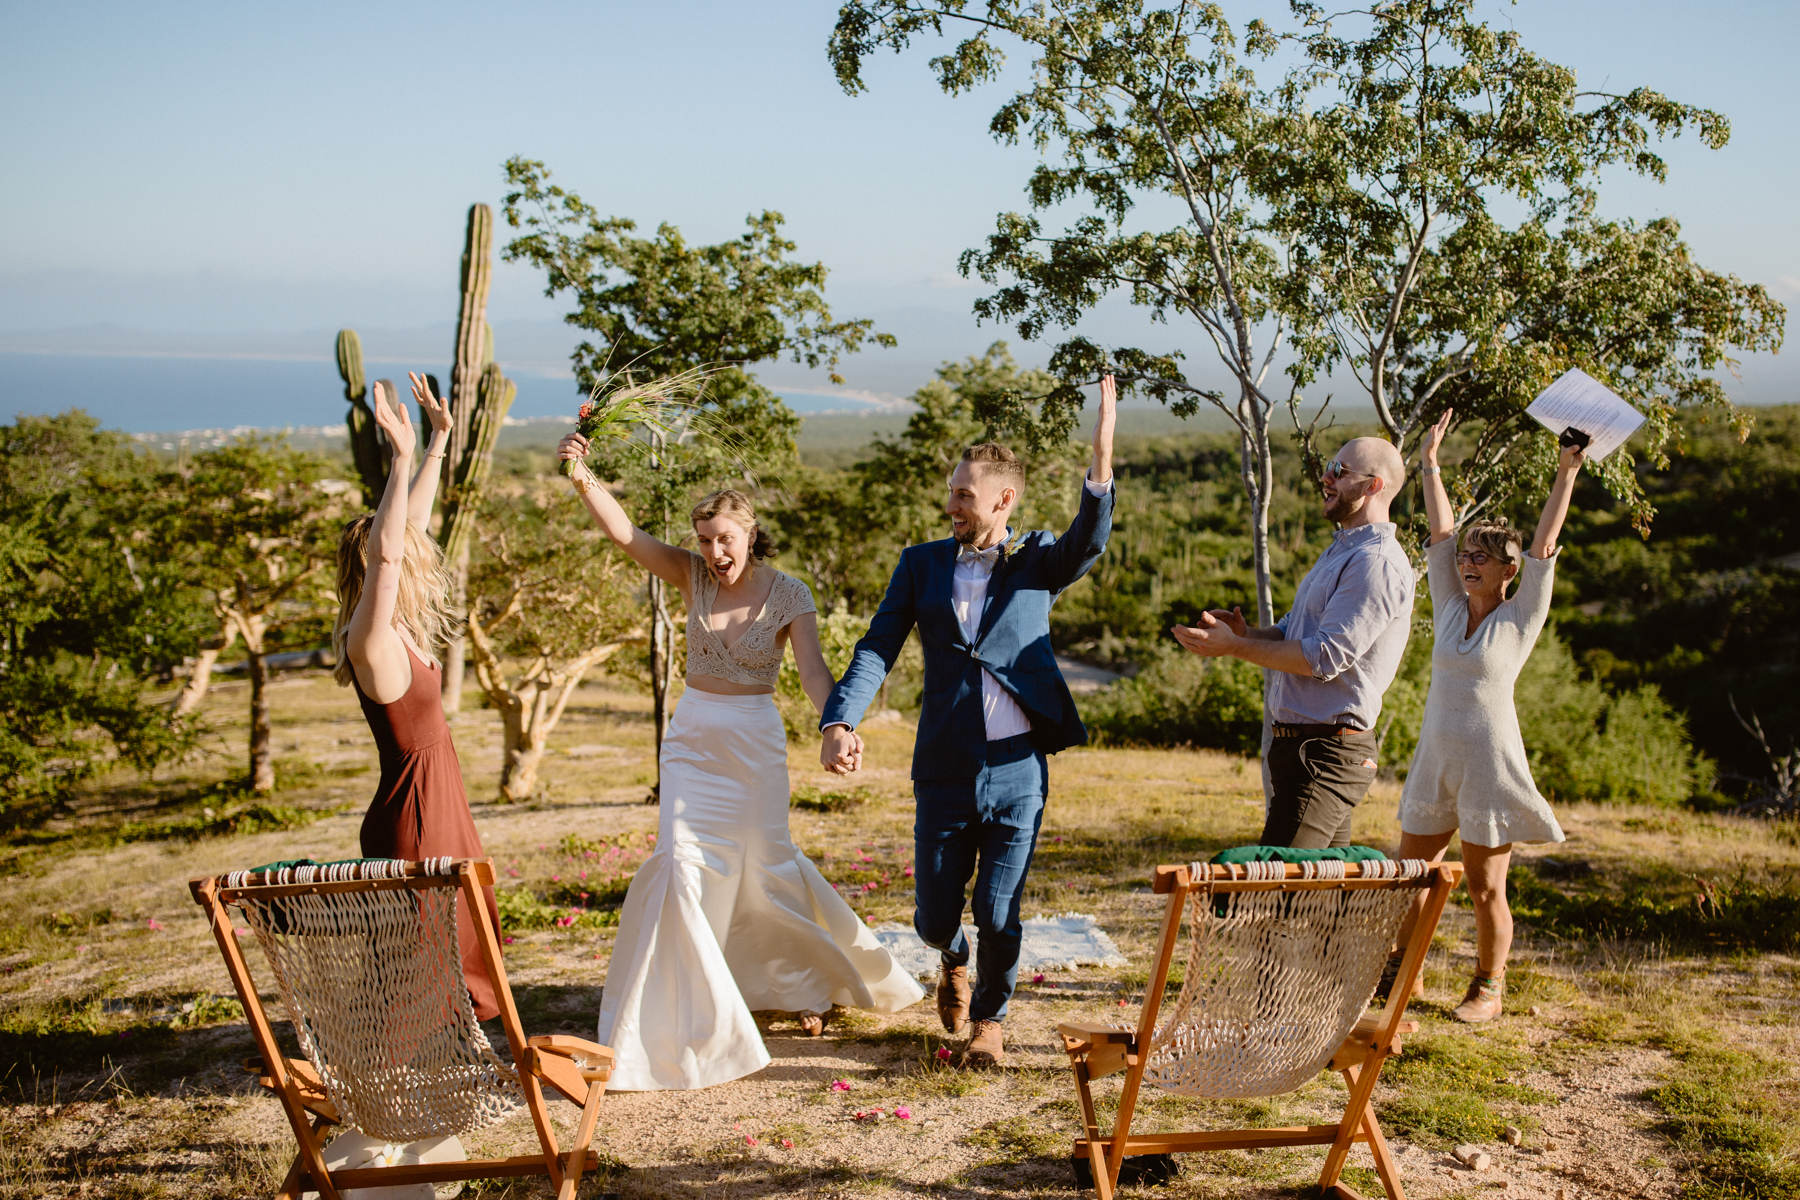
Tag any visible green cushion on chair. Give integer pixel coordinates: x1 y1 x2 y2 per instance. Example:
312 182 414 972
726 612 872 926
247 857 379 875
1210 844 1389 866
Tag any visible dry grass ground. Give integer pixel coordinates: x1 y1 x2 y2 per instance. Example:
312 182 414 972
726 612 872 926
3 671 1798 1199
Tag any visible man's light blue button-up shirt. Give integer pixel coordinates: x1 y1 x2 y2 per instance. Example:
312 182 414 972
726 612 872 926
1268 522 1414 730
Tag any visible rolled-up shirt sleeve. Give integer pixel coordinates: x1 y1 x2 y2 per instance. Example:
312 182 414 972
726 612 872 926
1295 556 1413 682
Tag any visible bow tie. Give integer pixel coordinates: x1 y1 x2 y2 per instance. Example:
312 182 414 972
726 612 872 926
957 542 1005 567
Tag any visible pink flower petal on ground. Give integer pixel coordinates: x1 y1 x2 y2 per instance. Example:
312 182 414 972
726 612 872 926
745 1136 758 1146
1118 999 1129 1006
232 928 249 938
1031 973 1046 984
893 1106 912 1119
903 866 914 878
862 881 878 891
508 867 521 877
935 1046 952 1061
829 1079 852 1092
145 918 165 931
550 875 561 882
503 935 516 945
781 1138 794 1149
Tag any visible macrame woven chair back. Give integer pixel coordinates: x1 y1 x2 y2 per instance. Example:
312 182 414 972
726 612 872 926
227 857 521 1142
1144 858 1429 1098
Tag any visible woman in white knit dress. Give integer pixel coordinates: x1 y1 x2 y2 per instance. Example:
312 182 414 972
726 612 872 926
1397 408 1586 1023
558 434 924 1089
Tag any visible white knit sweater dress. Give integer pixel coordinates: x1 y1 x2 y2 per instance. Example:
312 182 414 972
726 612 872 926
1398 537 1567 848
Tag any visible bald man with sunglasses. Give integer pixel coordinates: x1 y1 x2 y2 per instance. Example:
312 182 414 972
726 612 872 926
1173 437 1414 847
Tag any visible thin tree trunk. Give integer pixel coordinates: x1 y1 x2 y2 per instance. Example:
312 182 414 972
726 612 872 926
498 695 543 801
171 616 236 717
240 612 274 793
648 573 674 759
493 643 626 801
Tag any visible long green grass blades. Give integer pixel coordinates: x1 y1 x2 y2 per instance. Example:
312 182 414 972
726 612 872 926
558 363 736 476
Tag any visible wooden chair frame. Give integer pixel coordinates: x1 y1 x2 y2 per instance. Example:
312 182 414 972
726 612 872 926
191 858 614 1200
1059 860 1463 1200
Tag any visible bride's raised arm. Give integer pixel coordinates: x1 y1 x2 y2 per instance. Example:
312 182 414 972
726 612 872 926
557 432 692 591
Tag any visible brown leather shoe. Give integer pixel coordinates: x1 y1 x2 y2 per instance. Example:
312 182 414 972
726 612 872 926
963 1018 1005 1068
1452 973 1505 1023
936 964 970 1033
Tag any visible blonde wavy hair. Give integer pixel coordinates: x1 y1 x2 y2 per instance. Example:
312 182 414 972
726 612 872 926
332 515 459 687
689 489 775 559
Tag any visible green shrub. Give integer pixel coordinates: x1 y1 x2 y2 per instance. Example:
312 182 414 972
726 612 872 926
493 886 618 932
1084 646 1264 753
1516 629 1713 805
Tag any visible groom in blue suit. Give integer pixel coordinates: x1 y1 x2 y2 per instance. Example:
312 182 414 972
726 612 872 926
820 377 1117 1067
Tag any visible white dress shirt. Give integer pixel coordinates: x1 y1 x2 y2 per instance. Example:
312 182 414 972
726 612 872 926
952 540 1033 741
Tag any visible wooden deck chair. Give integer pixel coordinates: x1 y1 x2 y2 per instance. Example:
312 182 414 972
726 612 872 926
1060 856 1463 1200
190 856 614 1200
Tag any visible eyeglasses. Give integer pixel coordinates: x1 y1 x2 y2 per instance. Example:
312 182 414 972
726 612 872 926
1324 457 1371 481
1455 550 1504 566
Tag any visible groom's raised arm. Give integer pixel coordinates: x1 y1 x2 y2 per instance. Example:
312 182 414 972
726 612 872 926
820 547 920 734
1038 373 1116 589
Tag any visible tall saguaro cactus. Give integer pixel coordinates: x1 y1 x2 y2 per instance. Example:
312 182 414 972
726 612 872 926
338 329 402 508
437 203 515 712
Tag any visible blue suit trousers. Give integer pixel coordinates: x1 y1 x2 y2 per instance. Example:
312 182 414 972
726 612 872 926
911 733 1047 1023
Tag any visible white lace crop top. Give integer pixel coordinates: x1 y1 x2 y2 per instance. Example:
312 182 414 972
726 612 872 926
684 553 816 687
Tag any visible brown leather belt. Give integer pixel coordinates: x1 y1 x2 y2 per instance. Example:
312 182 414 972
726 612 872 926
1270 722 1366 738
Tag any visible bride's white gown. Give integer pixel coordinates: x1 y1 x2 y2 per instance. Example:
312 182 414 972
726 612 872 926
597 688 924 1091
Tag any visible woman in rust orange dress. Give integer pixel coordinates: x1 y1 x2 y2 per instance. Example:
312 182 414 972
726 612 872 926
331 372 500 1020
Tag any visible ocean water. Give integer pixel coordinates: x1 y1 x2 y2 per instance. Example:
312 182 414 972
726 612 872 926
0 351 882 434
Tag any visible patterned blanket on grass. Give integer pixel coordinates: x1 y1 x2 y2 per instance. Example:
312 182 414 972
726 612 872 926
872 914 1128 980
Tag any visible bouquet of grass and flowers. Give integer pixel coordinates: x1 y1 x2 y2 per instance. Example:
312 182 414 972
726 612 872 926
558 363 731 477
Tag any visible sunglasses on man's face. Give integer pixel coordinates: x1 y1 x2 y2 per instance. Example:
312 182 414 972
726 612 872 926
1324 458 1371 481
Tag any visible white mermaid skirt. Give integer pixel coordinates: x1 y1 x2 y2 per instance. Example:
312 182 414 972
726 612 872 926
596 688 924 1091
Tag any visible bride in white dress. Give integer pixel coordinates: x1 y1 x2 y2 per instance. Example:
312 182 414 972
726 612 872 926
559 435 924 1090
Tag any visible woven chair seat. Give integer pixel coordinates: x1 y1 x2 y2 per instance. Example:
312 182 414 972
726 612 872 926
1058 854 1463 1200
192 857 615 1200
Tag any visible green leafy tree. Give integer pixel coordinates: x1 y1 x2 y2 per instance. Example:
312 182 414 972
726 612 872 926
1262 0 1784 527
499 156 892 775
830 0 1784 619
159 437 343 793
465 489 639 801
0 412 205 812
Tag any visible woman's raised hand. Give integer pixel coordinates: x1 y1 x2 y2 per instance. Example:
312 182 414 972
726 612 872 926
1422 407 1454 466
409 371 451 435
1558 441 1587 472
557 432 591 468
370 380 415 461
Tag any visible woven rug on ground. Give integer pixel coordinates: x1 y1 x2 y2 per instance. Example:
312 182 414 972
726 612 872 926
873 914 1128 980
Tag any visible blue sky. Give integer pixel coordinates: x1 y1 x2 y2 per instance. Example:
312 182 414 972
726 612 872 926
1 0 1793 406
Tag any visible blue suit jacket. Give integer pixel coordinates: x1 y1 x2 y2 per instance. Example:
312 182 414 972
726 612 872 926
820 482 1115 781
